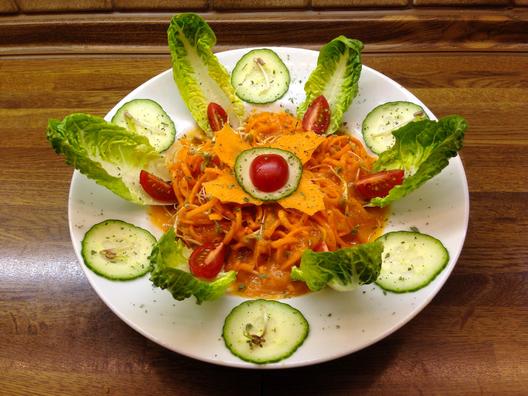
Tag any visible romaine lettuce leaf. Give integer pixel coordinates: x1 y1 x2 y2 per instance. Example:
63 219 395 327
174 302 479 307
370 115 467 207
149 229 236 304
297 36 363 135
168 13 245 136
47 113 167 205
291 241 383 292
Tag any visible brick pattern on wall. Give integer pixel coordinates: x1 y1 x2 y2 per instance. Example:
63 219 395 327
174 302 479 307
0 0 522 14
16 0 112 13
113 0 208 10
213 0 310 9
313 0 408 7
413 0 510 5
0 0 17 13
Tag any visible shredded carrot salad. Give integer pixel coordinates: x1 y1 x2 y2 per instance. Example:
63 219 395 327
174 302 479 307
150 111 387 297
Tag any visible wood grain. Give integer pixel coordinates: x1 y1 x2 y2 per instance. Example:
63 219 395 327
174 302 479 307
0 9 527 55
414 0 510 5
15 0 112 13
212 0 310 9
0 0 17 13
313 0 409 6
0 0 524 14
0 32 527 396
112 0 209 10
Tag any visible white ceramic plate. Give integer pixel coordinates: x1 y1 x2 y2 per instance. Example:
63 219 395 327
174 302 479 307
68 47 469 369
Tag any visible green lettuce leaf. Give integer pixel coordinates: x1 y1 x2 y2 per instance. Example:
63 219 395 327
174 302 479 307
370 115 467 207
47 113 167 205
168 13 245 136
149 229 236 304
297 36 363 135
291 241 383 292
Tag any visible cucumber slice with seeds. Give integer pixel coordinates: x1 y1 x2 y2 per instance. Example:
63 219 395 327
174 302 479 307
223 299 309 364
234 147 302 201
112 99 176 152
231 49 290 104
362 101 428 154
376 231 449 293
81 219 156 280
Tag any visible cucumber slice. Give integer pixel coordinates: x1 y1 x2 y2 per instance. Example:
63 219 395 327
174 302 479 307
362 101 428 154
231 49 290 104
81 219 156 280
376 231 449 293
222 299 309 364
112 99 176 152
234 147 302 201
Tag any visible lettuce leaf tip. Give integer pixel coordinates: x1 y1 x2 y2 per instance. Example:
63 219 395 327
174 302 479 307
149 229 236 304
46 113 165 205
297 36 363 135
168 13 245 136
291 241 383 292
370 115 467 207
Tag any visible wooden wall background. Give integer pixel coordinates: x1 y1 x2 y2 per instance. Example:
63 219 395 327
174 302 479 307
1 1 527 56
1 0 528 14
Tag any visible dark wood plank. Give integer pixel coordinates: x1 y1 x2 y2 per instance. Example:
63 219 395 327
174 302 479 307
262 340 527 395
0 9 527 55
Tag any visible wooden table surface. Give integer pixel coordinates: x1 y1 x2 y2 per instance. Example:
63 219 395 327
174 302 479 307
1 13 527 395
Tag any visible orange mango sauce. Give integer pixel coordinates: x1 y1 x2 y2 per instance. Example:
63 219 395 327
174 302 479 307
149 205 176 232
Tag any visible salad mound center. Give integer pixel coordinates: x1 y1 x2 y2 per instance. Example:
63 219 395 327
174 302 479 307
151 110 387 297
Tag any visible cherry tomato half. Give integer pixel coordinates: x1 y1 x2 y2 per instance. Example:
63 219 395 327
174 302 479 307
249 154 289 192
189 243 226 279
302 95 331 134
313 241 329 252
207 102 228 132
355 169 405 199
139 170 177 202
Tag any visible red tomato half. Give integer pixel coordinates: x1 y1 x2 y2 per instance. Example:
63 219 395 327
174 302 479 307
207 102 228 132
189 243 226 279
302 95 331 134
139 170 177 202
355 170 405 199
313 241 329 252
249 154 289 192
